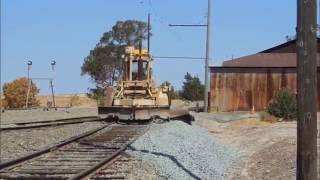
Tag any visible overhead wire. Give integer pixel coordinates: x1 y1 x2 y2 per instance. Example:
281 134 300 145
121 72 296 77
153 56 205 60
136 0 207 61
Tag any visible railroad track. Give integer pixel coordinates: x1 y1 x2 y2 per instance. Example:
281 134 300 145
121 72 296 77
0 116 101 131
0 123 149 179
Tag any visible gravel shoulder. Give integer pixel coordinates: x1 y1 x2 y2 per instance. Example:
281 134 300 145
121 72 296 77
242 138 296 180
192 112 297 180
127 121 238 180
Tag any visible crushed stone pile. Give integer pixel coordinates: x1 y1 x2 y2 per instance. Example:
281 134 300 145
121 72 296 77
128 121 238 180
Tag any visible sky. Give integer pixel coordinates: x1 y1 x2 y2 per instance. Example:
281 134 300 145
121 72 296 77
1 0 297 95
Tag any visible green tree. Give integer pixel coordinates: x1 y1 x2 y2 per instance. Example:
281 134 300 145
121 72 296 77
160 81 169 86
179 72 204 101
86 86 105 100
81 20 149 97
3 77 40 108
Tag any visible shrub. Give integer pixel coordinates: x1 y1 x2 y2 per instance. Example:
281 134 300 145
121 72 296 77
267 88 297 120
0 98 8 109
3 77 40 108
259 111 277 123
69 95 81 107
86 86 104 100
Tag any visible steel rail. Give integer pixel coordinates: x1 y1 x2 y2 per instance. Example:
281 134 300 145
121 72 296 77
1 116 101 131
79 124 151 179
0 123 111 170
70 137 139 180
77 124 150 179
0 123 149 179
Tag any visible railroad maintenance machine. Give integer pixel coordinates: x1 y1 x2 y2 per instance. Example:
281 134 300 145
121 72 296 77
98 46 191 122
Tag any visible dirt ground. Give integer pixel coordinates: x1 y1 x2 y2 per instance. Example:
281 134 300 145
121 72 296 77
194 114 297 180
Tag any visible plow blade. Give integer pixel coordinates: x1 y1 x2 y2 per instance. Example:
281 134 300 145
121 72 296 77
98 106 193 123
98 106 170 120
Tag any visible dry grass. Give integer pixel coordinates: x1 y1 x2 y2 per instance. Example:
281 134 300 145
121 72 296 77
37 94 97 108
171 99 187 106
258 111 278 123
2 96 189 109
227 118 272 129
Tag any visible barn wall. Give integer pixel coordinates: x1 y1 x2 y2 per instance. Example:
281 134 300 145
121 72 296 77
209 67 316 112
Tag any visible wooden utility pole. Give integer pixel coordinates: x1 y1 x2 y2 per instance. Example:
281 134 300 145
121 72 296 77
296 0 318 179
204 0 211 112
147 13 151 53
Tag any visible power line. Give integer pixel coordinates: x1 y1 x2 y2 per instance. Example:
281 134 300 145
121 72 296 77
145 1 192 49
168 24 207 27
167 0 211 112
153 56 205 60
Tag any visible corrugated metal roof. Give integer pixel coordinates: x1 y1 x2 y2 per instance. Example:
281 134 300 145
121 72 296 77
222 53 320 67
259 38 320 53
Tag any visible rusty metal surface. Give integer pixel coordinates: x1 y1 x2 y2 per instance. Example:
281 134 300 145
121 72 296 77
209 67 319 112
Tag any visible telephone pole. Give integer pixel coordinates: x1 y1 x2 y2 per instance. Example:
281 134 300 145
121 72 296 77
168 0 211 112
204 0 211 112
296 0 318 179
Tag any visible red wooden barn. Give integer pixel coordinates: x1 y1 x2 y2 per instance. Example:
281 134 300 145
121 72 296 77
209 39 320 112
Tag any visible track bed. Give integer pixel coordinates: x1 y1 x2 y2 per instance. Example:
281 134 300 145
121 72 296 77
1 116 101 131
0 123 149 179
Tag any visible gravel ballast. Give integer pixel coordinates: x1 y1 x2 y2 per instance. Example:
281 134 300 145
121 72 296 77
1 107 97 124
128 121 238 180
0 121 104 162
